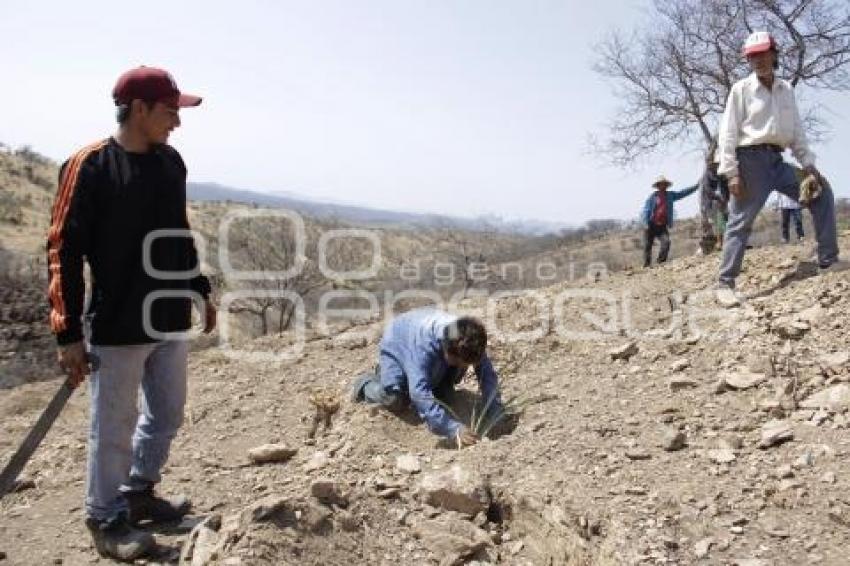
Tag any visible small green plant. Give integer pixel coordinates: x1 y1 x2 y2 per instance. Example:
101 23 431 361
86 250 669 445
436 391 536 440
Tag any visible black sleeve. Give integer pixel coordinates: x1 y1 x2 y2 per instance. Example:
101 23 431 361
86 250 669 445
47 159 96 345
168 146 212 300
190 273 212 298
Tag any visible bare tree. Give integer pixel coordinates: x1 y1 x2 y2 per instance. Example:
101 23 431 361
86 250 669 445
436 227 491 297
226 218 326 335
592 0 850 165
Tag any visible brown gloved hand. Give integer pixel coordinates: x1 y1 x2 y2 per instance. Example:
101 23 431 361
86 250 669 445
799 173 823 205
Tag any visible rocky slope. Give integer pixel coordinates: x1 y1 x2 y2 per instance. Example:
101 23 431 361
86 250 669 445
2 234 850 565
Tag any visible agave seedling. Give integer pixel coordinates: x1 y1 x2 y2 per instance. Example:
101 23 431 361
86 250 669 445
436 390 537 442
472 392 537 438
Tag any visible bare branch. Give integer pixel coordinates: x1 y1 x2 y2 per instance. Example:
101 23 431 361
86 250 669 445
591 0 850 165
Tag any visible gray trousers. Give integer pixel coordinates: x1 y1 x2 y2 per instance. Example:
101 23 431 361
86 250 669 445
718 148 838 286
86 340 189 520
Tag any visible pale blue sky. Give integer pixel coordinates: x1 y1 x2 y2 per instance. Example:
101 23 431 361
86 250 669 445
3 0 848 225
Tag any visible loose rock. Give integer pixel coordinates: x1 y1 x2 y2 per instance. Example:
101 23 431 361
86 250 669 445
416 465 491 516
248 443 297 465
819 352 850 376
412 516 492 564
758 420 794 449
625 449 651 461
304 451 330 472
720 370 766 391
773 317 810 339
610 341 638 361
694 537 713 559
395 453 422 474
310 478 349 507
662 430 687 452
775 464 794 479
669 378 698 392
708 448 736 464
800 384 850 410
793 452 814 469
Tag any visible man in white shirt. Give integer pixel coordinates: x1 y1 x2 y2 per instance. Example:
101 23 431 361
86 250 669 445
775 192 804 244
716 31 844 290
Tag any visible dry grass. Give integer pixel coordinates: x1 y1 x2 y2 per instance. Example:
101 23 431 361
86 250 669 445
0 150 56 254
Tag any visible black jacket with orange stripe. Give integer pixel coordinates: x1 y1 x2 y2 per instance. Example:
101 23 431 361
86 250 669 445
47 138 211 346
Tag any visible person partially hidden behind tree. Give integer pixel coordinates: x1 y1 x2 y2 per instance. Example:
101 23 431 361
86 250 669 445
776 192 805 244
351 309 502 448
640 175 698 268
698 151 730 254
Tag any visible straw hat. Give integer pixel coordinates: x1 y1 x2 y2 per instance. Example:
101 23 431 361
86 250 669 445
652 175 672 188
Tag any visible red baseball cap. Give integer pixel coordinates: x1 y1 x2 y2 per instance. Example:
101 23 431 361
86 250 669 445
112 66 202 107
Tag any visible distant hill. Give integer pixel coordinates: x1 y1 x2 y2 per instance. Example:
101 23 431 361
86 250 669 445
187 181 568 236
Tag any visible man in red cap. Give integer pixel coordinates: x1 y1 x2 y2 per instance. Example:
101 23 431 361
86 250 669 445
46 66 215 560
716 32 845 300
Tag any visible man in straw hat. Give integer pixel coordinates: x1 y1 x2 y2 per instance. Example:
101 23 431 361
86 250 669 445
640 175 698 267
716 31 847 301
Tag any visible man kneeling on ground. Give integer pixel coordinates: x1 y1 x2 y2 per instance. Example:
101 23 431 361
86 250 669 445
351 309 503 447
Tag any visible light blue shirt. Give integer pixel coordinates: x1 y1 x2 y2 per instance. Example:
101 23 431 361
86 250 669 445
379 309 502 437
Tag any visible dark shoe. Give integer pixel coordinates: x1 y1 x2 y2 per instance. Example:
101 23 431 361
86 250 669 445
820 259 850 274
350 373 374 403
86 514 155 561
125 488 191 525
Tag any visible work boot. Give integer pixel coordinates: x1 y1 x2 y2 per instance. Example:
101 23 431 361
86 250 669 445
86 514 155 561
714 282 740 308
125 487 191 525
350 373 375 403
351 368 381 403
820 258 850 274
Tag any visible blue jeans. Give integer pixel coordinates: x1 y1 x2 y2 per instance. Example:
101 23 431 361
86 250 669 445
86 340 189 521
719 148 838 286
361 352 455 409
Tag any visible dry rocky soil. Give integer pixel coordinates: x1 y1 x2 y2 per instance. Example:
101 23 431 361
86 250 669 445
3 234 850 565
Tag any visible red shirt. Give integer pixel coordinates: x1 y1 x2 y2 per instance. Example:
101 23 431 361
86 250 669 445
651 193 668 226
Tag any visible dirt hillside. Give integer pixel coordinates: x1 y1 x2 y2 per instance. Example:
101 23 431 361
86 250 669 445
2 232 850 565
